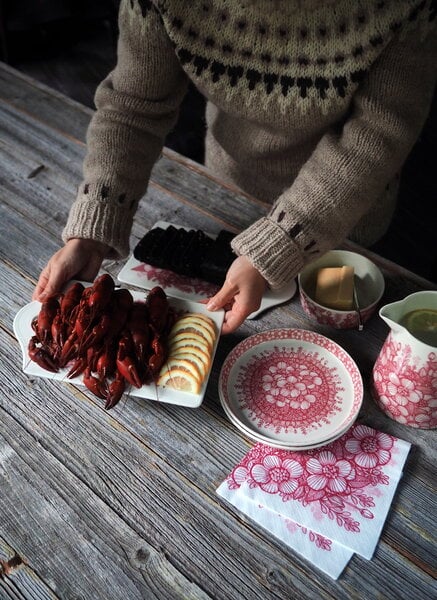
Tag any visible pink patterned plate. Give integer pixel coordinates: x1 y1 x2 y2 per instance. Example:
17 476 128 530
117 221 297 317
219 329 363 449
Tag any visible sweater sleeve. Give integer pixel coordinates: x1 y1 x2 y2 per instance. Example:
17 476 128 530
62 0 189 258
231 23 437 289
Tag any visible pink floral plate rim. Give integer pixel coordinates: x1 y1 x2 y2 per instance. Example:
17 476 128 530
219 329 363 448
219 375 358 450
222 409 354 451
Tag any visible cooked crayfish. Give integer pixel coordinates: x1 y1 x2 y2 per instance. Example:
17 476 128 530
28 276 173 409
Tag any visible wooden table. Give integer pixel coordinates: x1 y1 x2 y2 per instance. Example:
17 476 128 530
0 62 436 600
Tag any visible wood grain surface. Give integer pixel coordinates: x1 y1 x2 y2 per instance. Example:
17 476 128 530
0 62 436 600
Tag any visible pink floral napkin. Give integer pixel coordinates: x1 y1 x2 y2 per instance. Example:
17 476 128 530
218 481 354 579
217 424 411 578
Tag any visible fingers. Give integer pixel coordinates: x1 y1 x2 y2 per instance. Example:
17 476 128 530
33 268 50 301
205 256 267 334
221 303 250 335
33 265 68 301
206 281 262 335
206 280 237 311
33 239 107 302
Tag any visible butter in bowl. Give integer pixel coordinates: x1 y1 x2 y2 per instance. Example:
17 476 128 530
298 250 385 329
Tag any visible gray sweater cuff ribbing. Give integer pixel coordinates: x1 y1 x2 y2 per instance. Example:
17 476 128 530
231 217 304 289
62 194 135 260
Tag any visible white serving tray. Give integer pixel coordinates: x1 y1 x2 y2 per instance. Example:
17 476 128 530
118 221 297 318
14 290 224 409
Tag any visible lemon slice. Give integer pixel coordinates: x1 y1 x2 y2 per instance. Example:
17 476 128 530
169 333 211 354
403 309 437 345
157 368 201 394
161 312 217 393
168 324 214 350
169 349 209 378
181 313 216 329
176 313 216 331
162 358 202 382
172 314 216 342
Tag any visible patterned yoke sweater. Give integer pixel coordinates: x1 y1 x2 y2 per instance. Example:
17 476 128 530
63 0 437 289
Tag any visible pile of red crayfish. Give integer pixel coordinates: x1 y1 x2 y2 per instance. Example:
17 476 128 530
28 274 174 409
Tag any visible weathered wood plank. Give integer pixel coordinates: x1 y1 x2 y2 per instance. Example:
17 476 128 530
0 344 318 599
0 537 58 600
0 61 93 138
0 410 212 600
1 61 436 600
1 239 436 598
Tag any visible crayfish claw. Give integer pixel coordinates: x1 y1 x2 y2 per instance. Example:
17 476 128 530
66 357 88 379
116 333 143 388
104 376 126 410
83 368 107 400
116 359 142 388
28 337 59 373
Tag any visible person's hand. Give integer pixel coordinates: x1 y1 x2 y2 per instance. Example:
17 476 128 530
206 256 267 334
33 238 111 301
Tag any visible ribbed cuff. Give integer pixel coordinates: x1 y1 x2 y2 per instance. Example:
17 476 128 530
62 195 135 260
231 218 304 289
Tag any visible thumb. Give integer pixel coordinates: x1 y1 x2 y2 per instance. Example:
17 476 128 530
206 281 236 311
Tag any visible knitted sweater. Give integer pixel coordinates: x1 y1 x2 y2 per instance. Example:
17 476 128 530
63 0 436 289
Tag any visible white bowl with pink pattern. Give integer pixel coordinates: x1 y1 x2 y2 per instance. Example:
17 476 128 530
298 250 385 329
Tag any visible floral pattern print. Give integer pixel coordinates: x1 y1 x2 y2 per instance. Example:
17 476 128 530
226 424 395 533
344 425 393 468
251 455 304 495
220 329 363 446
372 334 437 428
132 262 219 297
306 451 355 493
236 346 345 434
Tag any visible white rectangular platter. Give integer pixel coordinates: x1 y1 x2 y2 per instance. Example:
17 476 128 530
13 291 224 409
118 221 297 318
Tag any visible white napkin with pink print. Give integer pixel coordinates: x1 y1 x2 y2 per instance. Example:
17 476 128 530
218 481 354 579
217 424 411 579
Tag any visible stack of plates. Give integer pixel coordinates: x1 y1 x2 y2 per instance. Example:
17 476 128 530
218 329 363 450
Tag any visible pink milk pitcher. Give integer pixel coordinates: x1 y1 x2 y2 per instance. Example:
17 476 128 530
372 291 437 429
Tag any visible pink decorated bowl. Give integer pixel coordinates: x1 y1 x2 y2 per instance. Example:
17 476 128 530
298 250 385 329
